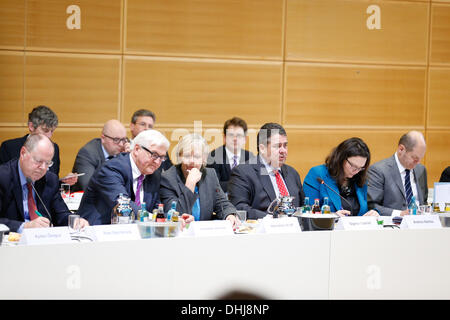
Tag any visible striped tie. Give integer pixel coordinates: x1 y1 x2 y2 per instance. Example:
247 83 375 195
404 169 413 206
135 174 144 207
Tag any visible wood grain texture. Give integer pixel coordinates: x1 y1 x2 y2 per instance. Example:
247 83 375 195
125 0 283 59
0 52 24 125
431 3 450 65
428 67 450 128
286 0 429 64
0 0 25 49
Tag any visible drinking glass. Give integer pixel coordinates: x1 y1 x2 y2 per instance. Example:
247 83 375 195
68 214 81 234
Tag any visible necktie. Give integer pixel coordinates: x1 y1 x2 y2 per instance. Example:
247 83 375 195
274 171 289 197
404 169 413 206
135 174 144 207
27 183 39 220
192 186 200 221
232 155 238 169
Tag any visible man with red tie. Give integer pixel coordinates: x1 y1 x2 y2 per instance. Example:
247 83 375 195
0 134 89 232
228 123 305 219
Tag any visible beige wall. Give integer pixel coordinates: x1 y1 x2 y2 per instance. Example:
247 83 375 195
0 0 449 187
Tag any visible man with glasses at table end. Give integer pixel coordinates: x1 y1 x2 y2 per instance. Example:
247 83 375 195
0 134 89 232
303 137 379 217
129 108 172 171
71 119 130 191
368 131 428 217
78 129 170 225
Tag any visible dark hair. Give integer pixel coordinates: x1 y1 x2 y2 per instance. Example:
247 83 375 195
28 105 58 129
131 109 156 124
325 137 370 187
257 122 287 153
223 117 248 135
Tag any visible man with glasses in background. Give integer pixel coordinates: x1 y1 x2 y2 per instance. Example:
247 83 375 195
0 134 89 232
129 108 172 171
78 129 170 225
72 119 130 191
368 131 428 216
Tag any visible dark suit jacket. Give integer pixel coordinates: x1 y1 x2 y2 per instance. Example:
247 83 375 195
160 165 236 220
0 134 60 176
77 153 161 225
228 156 305 219
0 159 71 232
206 145 255 192
72 138 106 192
440 166 450 182
368 155 428 215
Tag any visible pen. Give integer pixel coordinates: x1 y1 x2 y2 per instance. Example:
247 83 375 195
35 210 43 217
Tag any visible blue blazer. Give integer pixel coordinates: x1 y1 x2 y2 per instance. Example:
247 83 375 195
78 153 161 225
0 159 71 232
303 164 368 215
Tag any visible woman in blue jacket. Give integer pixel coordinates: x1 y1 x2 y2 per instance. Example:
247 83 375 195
303 137 379 217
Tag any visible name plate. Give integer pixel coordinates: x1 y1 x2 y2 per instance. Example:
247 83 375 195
88 224 141 242
19 227 72 245
257 217 301 234
400 215 442 229
183 220 234 237
335 216 381 231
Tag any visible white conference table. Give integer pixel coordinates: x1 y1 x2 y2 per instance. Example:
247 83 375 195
1 228 450 300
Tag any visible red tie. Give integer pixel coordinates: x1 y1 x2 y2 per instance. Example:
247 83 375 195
274 171 289 197
27 183 39 220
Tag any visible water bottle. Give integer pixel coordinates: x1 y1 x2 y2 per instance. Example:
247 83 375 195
321 197 331 214
312 198 321 214
408 196 418 215
138 202 149 222
111 193 133 224
303 197 311 213
167 201 177 222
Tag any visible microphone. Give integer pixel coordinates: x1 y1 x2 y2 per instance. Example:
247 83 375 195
26 177 53 225
316 177 353 214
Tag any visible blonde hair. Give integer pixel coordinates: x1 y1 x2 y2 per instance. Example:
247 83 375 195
175 133 209 165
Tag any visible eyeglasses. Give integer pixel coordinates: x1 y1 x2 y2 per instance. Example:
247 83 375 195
346 159 365 172
103 134 130 145
140 145 167 162
30 154 53 168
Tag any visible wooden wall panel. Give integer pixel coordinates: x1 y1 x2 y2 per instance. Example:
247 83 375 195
431 3 450 65
426 130 450 186
286 0 429 64
0 0 25 49
24 53 121 125
286 130 404 180
122 57 283 126
428 67 450 128
0 128 27 148
284 63 426 127
125 0 283 59
0 52 24 125
26 0 122 53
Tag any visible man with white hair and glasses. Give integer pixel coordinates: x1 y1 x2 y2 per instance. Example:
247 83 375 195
78 129 169 225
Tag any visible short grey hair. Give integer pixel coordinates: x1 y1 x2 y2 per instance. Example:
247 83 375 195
175 133 209 165
28 105 58 129
131 129 170 150
23 133 54 153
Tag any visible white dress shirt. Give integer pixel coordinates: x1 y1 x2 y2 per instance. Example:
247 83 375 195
259 155 289 199
392 153 419 217
129 154 144 205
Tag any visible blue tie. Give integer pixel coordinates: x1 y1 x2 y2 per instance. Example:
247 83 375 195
404 169 413 206
192 186 200 221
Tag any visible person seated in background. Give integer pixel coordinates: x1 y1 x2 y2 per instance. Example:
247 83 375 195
439 166 450 182
207 117 255 193
0 134 89 232
160 133 239 227
228 122 304 220
368 131 428 216
78 129 169 225
0 105 77 186
303 137 379 217
71 119 130 191
129 108 172 171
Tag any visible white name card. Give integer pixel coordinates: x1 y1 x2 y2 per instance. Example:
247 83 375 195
88 224 141 242
335 216 381 231
183 220 234 237
400 215 442 230
19 226 72 245
257 217 301 234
